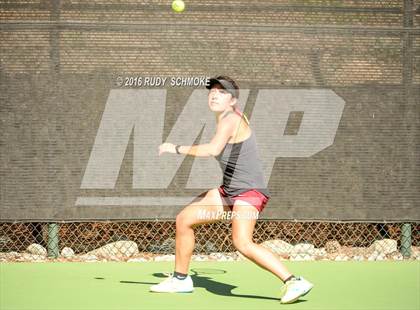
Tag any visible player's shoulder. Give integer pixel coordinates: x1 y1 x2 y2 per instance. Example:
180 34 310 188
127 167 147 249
218 112 239 132
221 110 241 122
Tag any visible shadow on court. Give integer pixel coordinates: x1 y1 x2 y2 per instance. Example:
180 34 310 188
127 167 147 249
118 271 307 303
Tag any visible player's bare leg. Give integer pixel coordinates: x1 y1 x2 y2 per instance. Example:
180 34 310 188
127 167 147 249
231 201 293 281
231 200 313 303
150 188 230 293
175 188 231 274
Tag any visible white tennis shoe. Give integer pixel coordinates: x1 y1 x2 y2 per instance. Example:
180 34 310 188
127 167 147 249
280 276 313 304
150 274 194 293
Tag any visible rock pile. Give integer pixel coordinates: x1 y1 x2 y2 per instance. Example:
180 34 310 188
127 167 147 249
1 239 418 263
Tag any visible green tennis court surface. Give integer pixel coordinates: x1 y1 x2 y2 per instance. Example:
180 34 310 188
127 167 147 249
1 261 419 310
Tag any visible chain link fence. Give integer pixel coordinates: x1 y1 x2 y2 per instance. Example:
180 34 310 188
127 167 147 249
0 221 418 262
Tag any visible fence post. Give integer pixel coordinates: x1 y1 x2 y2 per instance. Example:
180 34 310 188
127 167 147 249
47 223 59 258
401 223 411 258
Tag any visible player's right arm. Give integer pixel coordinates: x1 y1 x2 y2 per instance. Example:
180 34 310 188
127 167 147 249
158 114 236 157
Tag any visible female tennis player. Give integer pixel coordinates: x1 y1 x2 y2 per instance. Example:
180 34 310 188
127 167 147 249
152 76 313 303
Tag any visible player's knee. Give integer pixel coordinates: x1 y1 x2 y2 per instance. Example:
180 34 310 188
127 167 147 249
175 212 191 231
232 237 252 256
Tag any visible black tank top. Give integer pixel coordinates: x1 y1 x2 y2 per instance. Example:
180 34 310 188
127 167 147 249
215 110 270 198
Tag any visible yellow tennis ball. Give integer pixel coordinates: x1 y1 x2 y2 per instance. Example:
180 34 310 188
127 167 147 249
172 0 185 13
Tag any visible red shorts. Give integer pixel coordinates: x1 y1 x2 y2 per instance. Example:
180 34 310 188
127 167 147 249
217 186 269 213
